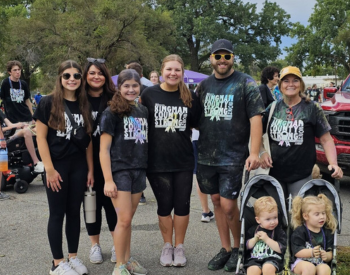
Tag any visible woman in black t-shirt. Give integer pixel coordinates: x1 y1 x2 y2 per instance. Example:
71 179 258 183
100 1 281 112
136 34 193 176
260 66 342 197
141 54 200 267
82 58 118 264
34 60 93 275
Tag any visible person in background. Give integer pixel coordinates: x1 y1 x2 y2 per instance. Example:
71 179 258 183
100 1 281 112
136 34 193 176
306 84 322 103
149 71 160 85
34 92 43 106
125 61 153 89
259 66 280 108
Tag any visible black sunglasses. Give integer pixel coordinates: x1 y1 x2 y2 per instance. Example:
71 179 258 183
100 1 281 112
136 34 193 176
211 54 233 60
87 57 106 64
62 73 82 80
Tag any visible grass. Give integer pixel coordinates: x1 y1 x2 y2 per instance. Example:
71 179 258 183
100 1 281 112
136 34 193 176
337 246 350 275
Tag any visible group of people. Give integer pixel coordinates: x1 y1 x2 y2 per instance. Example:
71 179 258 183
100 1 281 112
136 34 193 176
0 37 344 275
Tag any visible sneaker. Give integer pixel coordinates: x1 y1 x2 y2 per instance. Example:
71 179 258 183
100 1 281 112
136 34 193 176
0 192 10 200
201 211 215 223
224 248 239 272
69 256 88 275
50 260 79 275
126 257 148 275
111 245 116 263
207 247 231 270
139 194 146 205
89 243 103 264
160 242 173 267
112 264 131 275
34 161 45 173
173 244 186 267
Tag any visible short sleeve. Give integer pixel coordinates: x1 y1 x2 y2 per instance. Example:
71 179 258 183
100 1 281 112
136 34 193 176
276 226 287 254
33 96 51 125
314 103 331 138
291 226 307 256
245 77 265 119
100 108 118 136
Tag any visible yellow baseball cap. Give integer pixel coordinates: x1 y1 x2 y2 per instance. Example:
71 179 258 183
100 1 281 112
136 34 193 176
279 66 302 80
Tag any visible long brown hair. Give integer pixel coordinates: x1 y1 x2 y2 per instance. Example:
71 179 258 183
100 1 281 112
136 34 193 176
109 69 141 117
48 60 93 133
161 54 192 107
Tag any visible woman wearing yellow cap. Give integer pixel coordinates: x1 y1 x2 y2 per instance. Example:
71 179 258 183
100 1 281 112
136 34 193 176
259 66 342 197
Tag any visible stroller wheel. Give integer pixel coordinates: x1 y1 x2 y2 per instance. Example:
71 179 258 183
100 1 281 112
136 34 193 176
14 180 29 194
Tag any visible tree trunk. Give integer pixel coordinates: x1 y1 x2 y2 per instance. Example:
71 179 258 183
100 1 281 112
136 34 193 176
187 37 199 71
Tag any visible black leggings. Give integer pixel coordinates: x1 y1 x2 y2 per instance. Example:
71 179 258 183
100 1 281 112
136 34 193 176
46 155 87 260
147 170 193 216
84 166 117 235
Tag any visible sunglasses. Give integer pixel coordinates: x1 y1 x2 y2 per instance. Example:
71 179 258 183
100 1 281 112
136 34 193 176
286 107 294 121
211 54 233 60
87 57 106 64
62 73 82 80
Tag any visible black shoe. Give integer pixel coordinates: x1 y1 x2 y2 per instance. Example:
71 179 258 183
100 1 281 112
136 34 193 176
207 248 231 270
224 248 238 272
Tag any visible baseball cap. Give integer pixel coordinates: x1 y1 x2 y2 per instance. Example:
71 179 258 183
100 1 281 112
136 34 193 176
211 39 234 54
279 66 302 80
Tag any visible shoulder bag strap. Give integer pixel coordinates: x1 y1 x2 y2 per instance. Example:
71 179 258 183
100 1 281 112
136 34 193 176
266 101 277 130
64 101 78 128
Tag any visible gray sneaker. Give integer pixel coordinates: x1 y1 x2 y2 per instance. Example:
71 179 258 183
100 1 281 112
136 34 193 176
160 242 173 267
68 256 88 275
173 244 186 267
0 192 10 200
50 260 79 275
127 257 148 275
89 243 103 264
111 245 116 263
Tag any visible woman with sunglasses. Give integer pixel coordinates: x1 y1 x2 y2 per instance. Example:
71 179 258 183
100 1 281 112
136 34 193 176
34 60 93 275
259 66 342 197
82 57 118 264
141 54 200 267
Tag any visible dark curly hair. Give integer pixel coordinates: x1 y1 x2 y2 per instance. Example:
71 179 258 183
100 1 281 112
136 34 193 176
260 66 280 85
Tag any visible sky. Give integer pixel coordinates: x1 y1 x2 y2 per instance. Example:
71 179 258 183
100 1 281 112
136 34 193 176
242 0 317 57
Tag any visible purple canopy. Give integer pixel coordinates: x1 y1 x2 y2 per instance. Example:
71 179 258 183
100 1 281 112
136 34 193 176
160 70 208 84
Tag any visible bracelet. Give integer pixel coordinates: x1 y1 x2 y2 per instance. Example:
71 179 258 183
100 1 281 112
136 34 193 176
259 151 267 158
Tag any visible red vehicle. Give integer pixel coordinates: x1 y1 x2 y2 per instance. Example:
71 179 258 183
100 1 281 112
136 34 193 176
316 74 350 183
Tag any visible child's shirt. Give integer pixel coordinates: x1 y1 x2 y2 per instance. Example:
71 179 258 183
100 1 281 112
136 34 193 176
246 225 287 262
291 225 334 265
100 104 148 172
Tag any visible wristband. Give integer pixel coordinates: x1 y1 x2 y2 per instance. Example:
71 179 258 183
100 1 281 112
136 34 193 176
0 139 5 141
259 151 267 158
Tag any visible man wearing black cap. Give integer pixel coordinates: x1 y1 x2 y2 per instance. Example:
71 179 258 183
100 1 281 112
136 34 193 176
196 39 264 272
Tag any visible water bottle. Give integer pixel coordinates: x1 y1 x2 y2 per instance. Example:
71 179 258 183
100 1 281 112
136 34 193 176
84 186 96 223
0 148 8 171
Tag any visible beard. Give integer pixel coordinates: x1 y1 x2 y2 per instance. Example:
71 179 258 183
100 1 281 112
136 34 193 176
211 62 233 76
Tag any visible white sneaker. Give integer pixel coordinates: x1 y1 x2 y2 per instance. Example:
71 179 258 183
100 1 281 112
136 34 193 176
50 261 79 275
111 245 116 263
201 211 215 223
69 257 88 275
34 161 44 173
89 243 103 264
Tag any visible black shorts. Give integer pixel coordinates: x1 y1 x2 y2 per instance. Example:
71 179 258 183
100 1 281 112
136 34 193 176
112 169 146 194
197 164 243 199
245 258 282 272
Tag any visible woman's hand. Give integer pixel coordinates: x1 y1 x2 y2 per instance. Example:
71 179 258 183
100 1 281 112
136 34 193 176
87 170 94 188
328 164 343 179
46 168 63 192
260 152 273 169
104 180 117 198
245 154 260 171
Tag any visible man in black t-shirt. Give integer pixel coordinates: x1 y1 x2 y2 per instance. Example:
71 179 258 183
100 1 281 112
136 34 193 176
0 60 33 123
196 39 264 272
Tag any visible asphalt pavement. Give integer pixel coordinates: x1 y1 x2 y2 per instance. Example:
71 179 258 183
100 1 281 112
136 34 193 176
1 176 349 275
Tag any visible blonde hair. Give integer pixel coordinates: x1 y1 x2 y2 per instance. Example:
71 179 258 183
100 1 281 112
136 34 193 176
160 54 192 108
254 196 278 217
291 194 337 233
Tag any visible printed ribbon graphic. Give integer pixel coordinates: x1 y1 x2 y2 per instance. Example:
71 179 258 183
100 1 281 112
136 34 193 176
129 117 145 144
279 140 291 147
210 107 221 121
165 113 178 132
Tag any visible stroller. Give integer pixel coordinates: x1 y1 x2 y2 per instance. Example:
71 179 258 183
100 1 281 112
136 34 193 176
1 131 44 193
236 174 290 275
295 179 342 275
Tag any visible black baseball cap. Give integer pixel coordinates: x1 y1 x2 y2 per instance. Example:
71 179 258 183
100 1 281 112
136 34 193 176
211 39 234 54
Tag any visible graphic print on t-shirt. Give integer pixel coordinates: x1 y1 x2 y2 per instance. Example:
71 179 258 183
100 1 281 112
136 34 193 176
124 116 148 144
57 113 84 139
204 93 234 121
10 88 25 103
154 103 187 132
270 118 304 147
251 240 282 260
91 110 100 137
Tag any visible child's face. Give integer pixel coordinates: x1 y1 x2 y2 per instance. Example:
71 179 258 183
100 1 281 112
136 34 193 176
120 79 140 102
303 204 326 232
256 210 278 230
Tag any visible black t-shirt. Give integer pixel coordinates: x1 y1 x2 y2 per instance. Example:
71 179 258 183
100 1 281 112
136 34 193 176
100 105 148 172
141 85 200 173
196 71 265 166
291 225 334 265
307 89 321 102
0 110 6 126
245 225 287 264
259 84 275 108
263 99 331 183
33 95 86 160
0 77 32 123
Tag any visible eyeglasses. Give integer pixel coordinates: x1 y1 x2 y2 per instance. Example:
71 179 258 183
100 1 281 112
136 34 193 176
286 107 294 121
211 54 233 60
87 57 106 64
62 73 82 80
